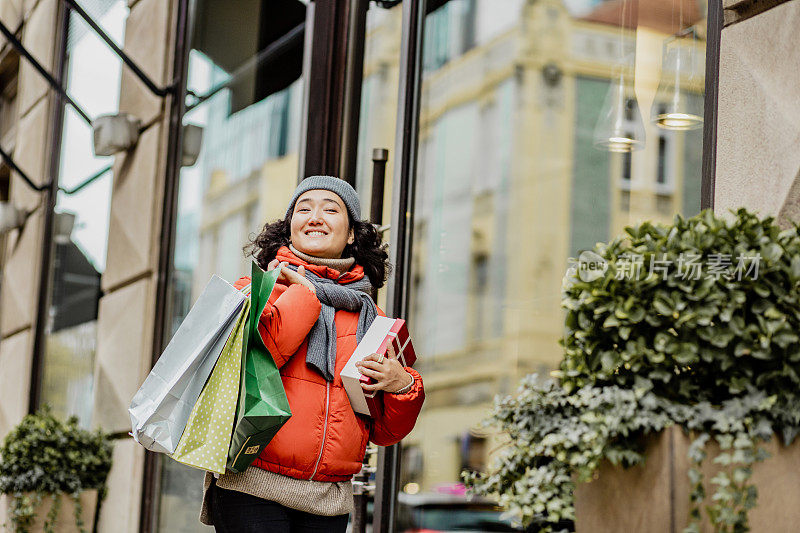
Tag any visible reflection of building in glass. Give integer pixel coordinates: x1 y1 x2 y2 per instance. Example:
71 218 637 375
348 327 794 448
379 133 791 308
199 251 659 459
38 0 127 430
358 0 707 491
187 77 302 300
174 47 305 302
159 4 308 529
158 0 707 497
42 240 102 426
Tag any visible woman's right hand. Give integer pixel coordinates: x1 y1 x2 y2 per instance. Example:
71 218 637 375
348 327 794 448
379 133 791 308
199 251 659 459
268 259 316 294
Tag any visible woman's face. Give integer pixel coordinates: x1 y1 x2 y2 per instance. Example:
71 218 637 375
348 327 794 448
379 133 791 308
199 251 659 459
290 189 354 259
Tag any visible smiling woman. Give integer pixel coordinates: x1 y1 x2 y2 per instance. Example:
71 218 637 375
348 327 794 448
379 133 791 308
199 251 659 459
199 176 425 533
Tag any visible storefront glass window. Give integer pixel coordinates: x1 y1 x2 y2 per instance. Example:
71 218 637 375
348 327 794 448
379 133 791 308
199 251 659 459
0 51 19 306
356 4 403 220
379 0 707 511
40 0 128 428
158 1 307 530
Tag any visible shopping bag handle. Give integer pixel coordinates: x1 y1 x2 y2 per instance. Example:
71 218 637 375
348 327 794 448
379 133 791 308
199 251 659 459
248 262 280 349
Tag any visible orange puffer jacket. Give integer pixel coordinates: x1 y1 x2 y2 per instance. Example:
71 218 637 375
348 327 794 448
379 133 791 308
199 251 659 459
233 246 424 482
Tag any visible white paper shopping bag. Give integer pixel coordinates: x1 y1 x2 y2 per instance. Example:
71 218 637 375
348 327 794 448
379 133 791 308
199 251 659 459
129 275 246 454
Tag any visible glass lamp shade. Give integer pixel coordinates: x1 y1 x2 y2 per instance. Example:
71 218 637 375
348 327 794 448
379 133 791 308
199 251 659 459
651 36 703 131
593 74 646 153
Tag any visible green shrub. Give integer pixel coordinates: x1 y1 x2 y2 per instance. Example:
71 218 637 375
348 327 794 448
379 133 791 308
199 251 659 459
464 209 800 533
0 407 112 533
560 208 800 440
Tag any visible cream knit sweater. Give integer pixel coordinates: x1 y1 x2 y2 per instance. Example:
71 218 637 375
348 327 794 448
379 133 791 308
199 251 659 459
200 469 354 524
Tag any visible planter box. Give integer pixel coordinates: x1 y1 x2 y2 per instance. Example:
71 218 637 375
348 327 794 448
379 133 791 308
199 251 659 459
574 426 800 532
2 489 98 533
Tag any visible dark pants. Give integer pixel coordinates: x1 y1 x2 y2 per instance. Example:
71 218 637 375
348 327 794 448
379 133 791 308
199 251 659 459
210 484 350 533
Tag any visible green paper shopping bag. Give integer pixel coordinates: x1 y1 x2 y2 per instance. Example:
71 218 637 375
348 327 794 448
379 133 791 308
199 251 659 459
227 261 292 472
170 298 250 474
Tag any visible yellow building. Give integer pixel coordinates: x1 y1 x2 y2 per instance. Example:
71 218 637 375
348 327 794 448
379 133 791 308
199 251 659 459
348 0 707 491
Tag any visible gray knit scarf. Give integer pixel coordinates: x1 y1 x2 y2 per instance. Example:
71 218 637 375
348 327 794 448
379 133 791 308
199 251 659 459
284 264 377 382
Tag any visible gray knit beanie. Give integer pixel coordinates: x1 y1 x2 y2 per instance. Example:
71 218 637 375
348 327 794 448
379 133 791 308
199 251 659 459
285 176 362 222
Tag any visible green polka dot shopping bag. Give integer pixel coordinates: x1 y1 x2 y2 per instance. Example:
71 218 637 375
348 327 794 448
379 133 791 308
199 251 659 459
170 296 251 474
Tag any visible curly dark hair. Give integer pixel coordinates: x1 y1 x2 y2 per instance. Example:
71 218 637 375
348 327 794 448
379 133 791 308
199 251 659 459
244 213 391 289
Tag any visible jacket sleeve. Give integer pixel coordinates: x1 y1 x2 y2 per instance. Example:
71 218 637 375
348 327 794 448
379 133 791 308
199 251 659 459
234 275 321 369
369 367 425 446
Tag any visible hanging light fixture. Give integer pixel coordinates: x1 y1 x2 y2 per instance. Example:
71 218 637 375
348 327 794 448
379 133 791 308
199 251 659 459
593 0 646 153
651 0 703 131
593 72 647 152
651 28 703 130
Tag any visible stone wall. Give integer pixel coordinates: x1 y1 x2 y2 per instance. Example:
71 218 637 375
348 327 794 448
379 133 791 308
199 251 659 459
90 1 177 531
715 1 800 227
0 2 60 527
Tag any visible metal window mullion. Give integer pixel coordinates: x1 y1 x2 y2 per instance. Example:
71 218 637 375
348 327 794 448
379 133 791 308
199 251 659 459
338 0 369 183
701 0 722 211
29 0 71 415
59 164 113 195
0 145 46 192
139 0 192 530
301 1 351 178
62 0 176 97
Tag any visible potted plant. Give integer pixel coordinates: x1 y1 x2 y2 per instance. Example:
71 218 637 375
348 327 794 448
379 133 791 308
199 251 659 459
0 407 113 533
463 209 800 532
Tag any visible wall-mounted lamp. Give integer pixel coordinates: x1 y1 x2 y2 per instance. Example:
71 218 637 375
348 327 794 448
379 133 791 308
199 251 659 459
53 212 77 244
92 113 142 157
0 202 26 235
181 124 204 167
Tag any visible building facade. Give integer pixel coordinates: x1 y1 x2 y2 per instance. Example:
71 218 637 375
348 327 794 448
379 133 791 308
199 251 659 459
0 0 797 531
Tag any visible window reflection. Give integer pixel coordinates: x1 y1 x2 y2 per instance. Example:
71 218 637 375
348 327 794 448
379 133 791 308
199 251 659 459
159 1 306 530
358 0 709 502
40 0 128 428
356 5 404 223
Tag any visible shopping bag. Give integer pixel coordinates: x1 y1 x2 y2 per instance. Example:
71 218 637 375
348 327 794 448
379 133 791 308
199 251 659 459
227 261 292 472
129 275 246 454
170 298 251 474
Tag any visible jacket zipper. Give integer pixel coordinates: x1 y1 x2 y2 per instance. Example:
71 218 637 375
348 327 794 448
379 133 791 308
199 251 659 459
309 381 330 480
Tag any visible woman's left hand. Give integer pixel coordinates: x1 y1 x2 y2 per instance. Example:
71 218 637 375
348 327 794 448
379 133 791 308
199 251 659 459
356 351 413 394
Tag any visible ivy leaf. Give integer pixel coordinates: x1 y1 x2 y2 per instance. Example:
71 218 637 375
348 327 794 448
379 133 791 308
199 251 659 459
762 242 783 263
600 352 618 373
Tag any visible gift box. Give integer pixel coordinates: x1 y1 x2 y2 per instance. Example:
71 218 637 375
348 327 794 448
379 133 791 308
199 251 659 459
341 316 417 417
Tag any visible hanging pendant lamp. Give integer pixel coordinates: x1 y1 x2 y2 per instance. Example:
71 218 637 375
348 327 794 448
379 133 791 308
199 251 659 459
651 30 703 131
593 0 646 153
593 71 647 153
